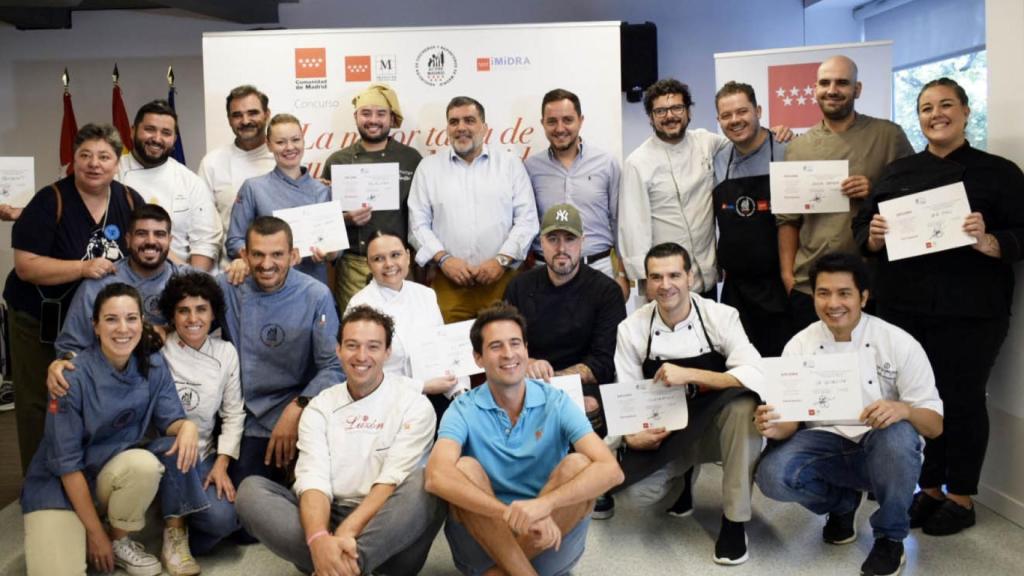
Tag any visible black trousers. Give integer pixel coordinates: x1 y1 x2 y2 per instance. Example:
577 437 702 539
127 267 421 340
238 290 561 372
787 290 819 335
878 306 1009 495
721 277 790 357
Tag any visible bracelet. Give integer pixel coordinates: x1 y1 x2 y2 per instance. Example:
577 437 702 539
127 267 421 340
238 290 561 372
306 530 329 548
438 253 452 267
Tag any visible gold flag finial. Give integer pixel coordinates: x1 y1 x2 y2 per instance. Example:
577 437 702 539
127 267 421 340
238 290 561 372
112 63 120 85
62 67 70 93
167 66 175 87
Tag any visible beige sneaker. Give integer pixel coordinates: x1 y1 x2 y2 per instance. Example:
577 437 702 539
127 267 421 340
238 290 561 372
162 526 201 576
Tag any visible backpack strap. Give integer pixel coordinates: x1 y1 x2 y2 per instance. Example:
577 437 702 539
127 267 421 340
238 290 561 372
51 183 63 225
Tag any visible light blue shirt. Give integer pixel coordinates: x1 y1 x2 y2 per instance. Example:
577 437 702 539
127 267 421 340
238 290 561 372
226 167 331 284
525 141 621 256
408 145 538 266
438 379 592 504
712 129 787 186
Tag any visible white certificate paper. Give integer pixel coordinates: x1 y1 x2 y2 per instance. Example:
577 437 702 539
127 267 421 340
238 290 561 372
0 157 35 207
273 200 349 258
599 380 689 437
877 182 976 261
409 320 483 380
762 354 864 422
770 160 850 214
548 374 586 414
331 163 400 211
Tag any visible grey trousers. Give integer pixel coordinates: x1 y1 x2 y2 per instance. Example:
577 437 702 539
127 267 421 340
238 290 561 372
236 467 446 575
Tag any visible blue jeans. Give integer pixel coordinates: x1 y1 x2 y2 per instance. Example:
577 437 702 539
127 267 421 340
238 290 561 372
755 421 923 541
147 437 241 555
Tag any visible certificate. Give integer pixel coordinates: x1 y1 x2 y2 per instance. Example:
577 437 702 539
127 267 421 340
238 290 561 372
548 374 586 414
331 163 400 211
761 353 864 422
770 160 849 214
409 320 483 380
877 182 976 261
0 157 35 207
273 200 349 258
599 380 689 437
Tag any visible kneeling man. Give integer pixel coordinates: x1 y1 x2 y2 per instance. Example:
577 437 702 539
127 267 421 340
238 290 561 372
754 253 942 576
426 303 623 576
237 305 445 576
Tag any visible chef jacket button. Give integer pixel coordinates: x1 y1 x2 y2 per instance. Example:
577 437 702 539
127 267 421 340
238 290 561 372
688 325 692 330
655 330 661 336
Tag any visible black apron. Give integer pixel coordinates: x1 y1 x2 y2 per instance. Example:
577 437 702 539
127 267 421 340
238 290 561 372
615 299 750 490
712 139 787 314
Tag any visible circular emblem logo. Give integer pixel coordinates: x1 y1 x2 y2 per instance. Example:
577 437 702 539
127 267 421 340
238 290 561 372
415 45 458 86
112 409 136 429
734 196 756 218
104 224 121 241
260 323 285 347
178 385 200 412
144 294 160 316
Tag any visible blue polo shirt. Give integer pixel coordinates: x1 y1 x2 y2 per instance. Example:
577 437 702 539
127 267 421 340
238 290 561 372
438 379 592 504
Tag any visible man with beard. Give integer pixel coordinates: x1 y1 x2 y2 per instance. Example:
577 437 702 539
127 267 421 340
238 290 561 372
118 100 221 271
525 89 628 299
198 85 276 268
51 205 184 357
217 216 342 487
777 55 913 330
408 96 538 322
321 84 423 312
504 204 626 437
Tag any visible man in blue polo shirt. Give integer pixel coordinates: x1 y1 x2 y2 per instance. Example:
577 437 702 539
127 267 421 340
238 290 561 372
425 302 623 575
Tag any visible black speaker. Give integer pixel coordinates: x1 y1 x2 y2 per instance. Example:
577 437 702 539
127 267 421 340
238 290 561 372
621 22 658 103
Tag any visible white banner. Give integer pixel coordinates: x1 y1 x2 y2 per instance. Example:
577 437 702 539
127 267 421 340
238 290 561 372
202 22 622 178
713 41 893 133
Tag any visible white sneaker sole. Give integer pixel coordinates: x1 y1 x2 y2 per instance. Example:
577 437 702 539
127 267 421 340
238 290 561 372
115 559 164 576
713 535 749 565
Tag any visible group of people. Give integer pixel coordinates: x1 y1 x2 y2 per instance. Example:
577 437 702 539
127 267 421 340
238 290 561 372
0 51 1020 576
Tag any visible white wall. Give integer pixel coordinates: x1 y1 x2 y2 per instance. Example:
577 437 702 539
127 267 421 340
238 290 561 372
979 0 1024 528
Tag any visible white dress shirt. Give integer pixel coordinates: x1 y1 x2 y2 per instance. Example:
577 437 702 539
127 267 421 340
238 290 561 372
408 145 538 266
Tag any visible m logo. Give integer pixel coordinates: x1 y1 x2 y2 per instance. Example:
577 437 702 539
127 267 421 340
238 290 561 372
345 55 372 82
261 324 285 347
295 48 327 79
767 62 822 129
375 55 397 81
555 209 569 222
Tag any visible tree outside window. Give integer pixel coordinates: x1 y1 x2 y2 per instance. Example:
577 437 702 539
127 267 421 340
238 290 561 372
894 50 987 153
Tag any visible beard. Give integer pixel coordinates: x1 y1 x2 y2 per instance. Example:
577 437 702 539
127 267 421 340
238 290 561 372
131 243 169 270
133 136 171 167
357 123 389 144
653 117 687 142
819 97 855 121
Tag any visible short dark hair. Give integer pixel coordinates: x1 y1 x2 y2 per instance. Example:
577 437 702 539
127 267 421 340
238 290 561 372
644 242 692 276
470 302 527 355
92 282 162 376
446 96 486 122
541 88 581 117
809 252 869 292
226 84 269 115
339 304 395 348
133 99 177 128
643 78 694 115
366 228 410 252
918 77 969 108
715 81 758 110
246 216 293 250
158 271 226 328
129 204 172 234
267 113 301 138
73 123 122 155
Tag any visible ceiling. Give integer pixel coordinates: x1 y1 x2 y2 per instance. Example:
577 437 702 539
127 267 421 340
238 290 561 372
0 0 298 29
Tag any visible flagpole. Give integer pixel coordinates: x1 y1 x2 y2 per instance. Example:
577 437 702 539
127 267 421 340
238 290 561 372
59 67 78 176
167 65 186 164
111 63 133 154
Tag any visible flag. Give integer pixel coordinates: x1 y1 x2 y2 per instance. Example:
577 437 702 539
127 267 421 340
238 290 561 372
167 85 185 164
112 80 133 155
60 89 78 176
767 62 822 129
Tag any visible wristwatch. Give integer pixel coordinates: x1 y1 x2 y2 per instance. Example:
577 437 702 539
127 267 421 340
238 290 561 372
295 396 311 408
495 254 513 268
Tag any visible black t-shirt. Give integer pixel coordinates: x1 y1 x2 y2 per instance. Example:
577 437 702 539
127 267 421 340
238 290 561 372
3 175 144 320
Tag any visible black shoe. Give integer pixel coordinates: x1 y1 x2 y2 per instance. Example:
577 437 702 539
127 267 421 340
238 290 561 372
908 491 944 529
823 493 861 545
922 499 975 536
860 538 905 576
666 466 695 517
592 493 615 520
713 516 748 565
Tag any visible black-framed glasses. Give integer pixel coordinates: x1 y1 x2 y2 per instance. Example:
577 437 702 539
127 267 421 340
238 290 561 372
651 104 687 118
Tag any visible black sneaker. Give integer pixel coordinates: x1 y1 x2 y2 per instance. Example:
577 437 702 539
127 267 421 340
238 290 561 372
860 538 905 576
822 493 861 545
592 493 615 520
666 466 695 517
713 515 748 565
922 499 975 536
908 491 944 529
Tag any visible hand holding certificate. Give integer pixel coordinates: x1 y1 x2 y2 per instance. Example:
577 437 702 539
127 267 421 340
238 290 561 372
273 200 349 258
599 380 689 437
770 160 850 214
877 182 976 261
331 163 400 211
409 320 484 380
761 353 863 422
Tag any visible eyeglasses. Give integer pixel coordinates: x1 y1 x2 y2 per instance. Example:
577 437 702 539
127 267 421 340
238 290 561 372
651 104 687 118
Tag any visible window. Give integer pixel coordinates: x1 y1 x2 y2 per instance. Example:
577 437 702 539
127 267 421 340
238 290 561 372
893 50 987 152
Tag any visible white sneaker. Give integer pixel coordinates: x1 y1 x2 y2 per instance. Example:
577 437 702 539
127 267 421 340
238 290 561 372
112 536 163 576
162 526 201 576
0 381 14 412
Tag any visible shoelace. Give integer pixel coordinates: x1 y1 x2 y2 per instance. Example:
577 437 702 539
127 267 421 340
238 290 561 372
117 539 152 563
168 531 197 563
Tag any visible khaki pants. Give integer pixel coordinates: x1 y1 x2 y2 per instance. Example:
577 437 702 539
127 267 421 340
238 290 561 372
332 253 372 314
9 309 54 473
432 269 517 323
24 449 165 576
